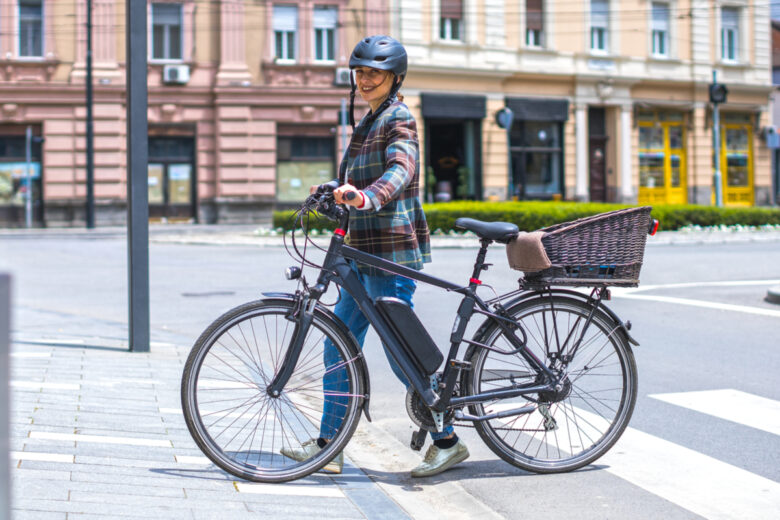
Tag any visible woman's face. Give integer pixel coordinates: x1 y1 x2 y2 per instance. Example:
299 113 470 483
354 66 394 108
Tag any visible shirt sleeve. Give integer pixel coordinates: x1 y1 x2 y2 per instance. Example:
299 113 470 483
356 190 375 211
362 106 418 211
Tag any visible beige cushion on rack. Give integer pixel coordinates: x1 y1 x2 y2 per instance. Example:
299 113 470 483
506 231 552 272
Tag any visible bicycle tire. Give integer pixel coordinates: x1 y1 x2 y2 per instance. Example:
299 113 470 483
464 295 637 474
181 298 365 483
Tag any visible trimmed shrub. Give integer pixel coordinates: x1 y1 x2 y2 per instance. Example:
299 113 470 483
273 201 780 233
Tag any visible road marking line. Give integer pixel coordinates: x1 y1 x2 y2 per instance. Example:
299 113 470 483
10 381 80 390
30 431 172 448
10 451 75 463
235 482 344 498
10 352 51 358
649 389 780 437
174 455 212 465
612 293 780 318
494 405 780 518
619 279 780 294
601 426 780 519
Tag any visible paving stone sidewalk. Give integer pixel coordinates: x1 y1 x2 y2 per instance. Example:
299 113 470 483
7 324 409 520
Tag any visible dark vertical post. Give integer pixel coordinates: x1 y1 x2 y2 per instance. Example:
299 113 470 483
126 0 150 352
86 0 95 228
0 274 10 520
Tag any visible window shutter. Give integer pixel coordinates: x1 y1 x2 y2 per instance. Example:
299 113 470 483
590 0 608 28
526 0 543 31
652 2 669 31
152 3 181 25
721 7 739 30
273 5 298 32
441 0 463 20
313 6 337 29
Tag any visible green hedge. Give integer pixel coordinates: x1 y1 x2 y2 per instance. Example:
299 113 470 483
272 201 780 233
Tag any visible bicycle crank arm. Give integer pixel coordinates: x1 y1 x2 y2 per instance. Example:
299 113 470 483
266 299 315 397
454 405 536 422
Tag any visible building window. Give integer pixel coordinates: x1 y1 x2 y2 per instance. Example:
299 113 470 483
509 121 563 199
526 0 543 48
273 5 298 61
313 6 337 62
152 3 183 60
590 0 608 53
651 2 669 57
721 7 739 62
276 136 335 202
440 0 463 41
19 0 43 57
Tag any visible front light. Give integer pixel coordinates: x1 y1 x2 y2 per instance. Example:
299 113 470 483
285 266 302 280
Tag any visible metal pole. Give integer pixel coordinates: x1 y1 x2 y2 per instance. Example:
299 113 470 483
712 70 724 207
340 97 348 160
505 108 514 200
25 126 32 228
0 274 11 520
126 0 150 352
86 0 95 228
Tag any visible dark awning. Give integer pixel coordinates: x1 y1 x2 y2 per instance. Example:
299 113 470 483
421 93 487 120
505 97 570 122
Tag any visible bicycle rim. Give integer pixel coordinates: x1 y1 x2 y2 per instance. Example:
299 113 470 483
181 300 363 482
468 296 637 473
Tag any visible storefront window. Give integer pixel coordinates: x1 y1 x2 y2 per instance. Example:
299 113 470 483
724 127 749 187
0 133 43 224
276 136 335 202
509 121 563 199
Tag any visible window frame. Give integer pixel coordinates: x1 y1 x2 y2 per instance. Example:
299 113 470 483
18 0 44 59
440 17 462 41
313 5 337 63
273 4 299 63
151 2 184 62
720 6 740 63
589 0 609 54
525 0 544 49
650 2 670 58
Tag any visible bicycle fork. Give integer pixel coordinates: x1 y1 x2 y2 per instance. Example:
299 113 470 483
265 294 317 398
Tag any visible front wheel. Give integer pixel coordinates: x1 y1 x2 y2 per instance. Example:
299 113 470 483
465 295 637 473
181 298 365 482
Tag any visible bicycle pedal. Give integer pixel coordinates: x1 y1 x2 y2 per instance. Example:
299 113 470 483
410 427 427 451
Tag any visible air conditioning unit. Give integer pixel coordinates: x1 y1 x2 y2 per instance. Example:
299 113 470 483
162 64 190 85
333 67 352 87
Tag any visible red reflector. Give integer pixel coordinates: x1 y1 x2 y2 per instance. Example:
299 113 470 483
470 278 482 285
334 228 346 236
649 220 659 236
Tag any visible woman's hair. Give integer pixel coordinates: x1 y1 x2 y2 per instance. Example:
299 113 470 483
396 91 404 102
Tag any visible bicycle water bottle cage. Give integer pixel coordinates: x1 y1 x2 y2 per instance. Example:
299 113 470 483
374 297 443 376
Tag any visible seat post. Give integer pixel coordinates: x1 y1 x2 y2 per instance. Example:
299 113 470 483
470 239 492 281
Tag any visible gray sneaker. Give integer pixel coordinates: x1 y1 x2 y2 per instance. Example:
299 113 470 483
411 439 470 478
280 438 344 474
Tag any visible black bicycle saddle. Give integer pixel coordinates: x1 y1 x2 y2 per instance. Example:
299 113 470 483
454 218 519 243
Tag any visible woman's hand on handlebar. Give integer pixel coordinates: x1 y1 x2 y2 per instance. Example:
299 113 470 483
333 183 364 207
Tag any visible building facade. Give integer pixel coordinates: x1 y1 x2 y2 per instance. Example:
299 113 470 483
396 0 775 207
0 1 775 227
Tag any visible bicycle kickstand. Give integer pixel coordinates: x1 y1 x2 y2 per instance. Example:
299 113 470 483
410 427 427 451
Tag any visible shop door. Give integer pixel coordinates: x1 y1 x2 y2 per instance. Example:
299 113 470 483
0 130 44 226
148 137 195 221
588 107 607 202
638 122 687 205
425 119 481 202
720 124 753 206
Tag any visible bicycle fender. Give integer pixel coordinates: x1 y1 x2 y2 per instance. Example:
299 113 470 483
259 292 373 421
489 289 640 347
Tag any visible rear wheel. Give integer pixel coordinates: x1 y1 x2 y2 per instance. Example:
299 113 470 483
465 295 637 473
181 298 364 482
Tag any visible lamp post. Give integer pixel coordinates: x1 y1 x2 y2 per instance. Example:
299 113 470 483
86 0 95 228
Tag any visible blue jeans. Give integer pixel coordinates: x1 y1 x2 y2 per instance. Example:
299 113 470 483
320 263 454 442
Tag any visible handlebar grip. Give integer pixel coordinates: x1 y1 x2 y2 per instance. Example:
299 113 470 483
345 191 358 201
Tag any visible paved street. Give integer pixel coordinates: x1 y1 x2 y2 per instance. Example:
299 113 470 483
1 226 780 519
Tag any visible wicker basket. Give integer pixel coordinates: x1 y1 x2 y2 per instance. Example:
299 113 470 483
521 206 653 287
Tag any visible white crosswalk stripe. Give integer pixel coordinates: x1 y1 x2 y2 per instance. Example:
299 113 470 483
650 389 780 437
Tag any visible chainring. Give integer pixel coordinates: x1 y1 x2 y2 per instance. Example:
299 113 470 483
405 386 455 430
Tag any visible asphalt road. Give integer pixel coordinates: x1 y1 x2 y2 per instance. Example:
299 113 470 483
2 234 779 519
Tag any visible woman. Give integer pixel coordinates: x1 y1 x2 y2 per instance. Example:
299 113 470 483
282 35 468 478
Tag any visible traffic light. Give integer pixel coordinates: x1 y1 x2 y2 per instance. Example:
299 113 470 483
709 82 728 104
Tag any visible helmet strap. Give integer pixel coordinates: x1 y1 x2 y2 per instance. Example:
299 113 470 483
348 71 356 129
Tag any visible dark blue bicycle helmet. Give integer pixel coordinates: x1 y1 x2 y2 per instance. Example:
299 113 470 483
346 35 408 128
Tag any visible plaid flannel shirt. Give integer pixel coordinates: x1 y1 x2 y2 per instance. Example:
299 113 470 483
339 100 431 275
